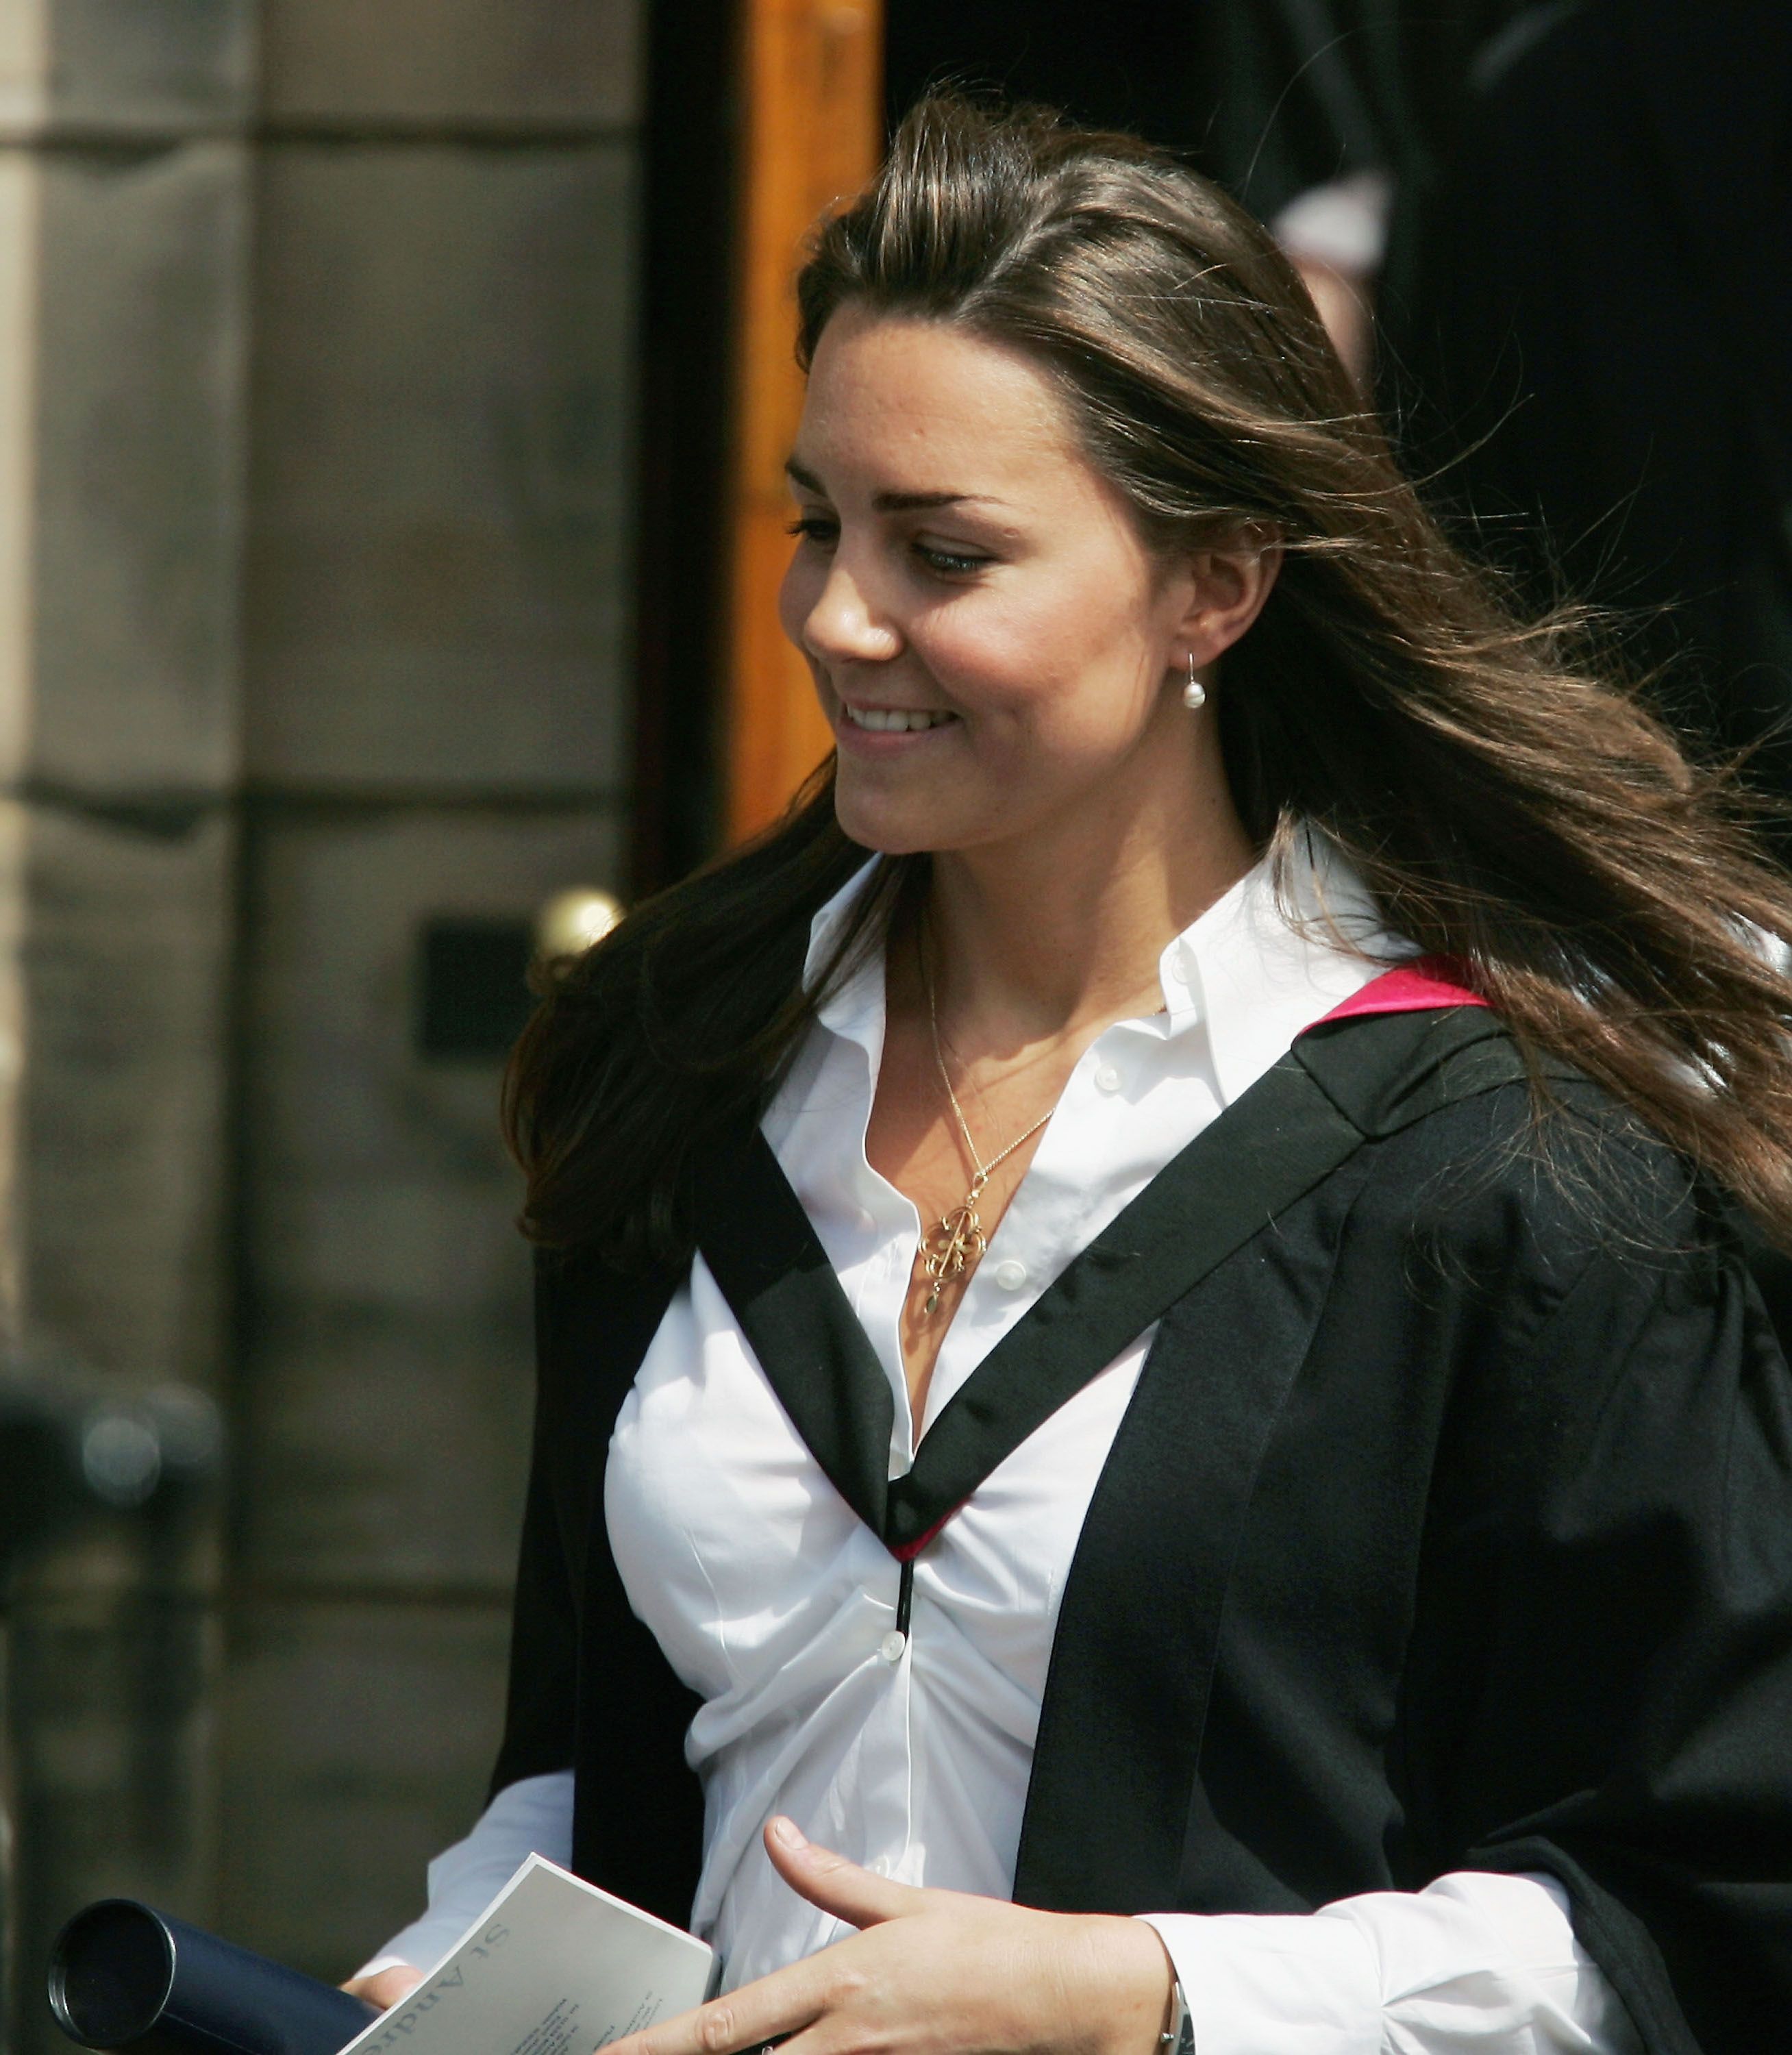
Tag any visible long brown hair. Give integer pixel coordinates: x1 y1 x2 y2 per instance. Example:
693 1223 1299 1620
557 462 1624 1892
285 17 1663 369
507 94 1792 1267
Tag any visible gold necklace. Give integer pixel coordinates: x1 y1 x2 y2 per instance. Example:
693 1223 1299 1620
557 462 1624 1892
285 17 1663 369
917 940 1054 1317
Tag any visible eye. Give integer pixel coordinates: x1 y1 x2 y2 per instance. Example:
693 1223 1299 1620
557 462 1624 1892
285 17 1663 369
786 514 838 547
913 540 993 577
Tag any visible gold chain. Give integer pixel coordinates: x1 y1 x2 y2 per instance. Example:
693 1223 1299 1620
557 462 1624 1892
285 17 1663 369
917 936 1054 1317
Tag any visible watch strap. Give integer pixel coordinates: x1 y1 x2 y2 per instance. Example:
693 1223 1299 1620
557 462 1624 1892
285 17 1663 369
1158 1978 1195 2055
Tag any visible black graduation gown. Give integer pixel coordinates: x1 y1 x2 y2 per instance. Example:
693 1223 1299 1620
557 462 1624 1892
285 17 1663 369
490 1002 1792 2055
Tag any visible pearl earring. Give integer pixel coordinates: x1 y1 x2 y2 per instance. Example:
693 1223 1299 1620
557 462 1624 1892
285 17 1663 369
1181 657 1207 711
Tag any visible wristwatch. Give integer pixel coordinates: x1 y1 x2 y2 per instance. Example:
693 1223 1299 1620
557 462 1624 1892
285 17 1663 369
1159 1978 1195 2055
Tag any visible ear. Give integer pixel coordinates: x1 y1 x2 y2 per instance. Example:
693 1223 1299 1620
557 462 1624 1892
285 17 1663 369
1176 534 1283 670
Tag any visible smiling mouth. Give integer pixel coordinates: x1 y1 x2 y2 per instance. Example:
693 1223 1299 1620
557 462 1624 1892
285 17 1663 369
839 704 957 734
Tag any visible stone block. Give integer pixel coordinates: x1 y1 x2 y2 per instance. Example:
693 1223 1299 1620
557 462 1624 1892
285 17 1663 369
216 1597 512 1980
261 0 638 132
47 1 257 134
16 797 233 1386
244 142 636 792
25 138 249 792
0 0 255 137
234 804 621 1589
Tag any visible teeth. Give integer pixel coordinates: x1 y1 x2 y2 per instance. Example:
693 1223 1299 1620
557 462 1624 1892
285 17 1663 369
843 705 954 733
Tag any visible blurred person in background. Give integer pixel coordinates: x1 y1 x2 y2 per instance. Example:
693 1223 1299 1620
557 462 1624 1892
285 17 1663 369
1378 0 1792 815
1216 1 1792 810
1192 1 1532 388
348 99 1792 2055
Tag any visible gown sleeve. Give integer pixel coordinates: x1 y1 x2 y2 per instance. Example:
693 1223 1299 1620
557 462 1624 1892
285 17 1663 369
1403 1151 1792 2055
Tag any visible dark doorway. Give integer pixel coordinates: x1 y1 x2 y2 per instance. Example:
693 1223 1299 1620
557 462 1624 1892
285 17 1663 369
627 0 738 894
884 2 1206 149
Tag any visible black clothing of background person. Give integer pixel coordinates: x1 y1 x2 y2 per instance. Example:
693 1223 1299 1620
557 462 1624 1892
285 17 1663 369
1190 0 1530 251
1376 0 1792 799
490 1003 1792 2055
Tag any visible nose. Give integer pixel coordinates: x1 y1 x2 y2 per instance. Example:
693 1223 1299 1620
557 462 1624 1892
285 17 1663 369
799 554 901 668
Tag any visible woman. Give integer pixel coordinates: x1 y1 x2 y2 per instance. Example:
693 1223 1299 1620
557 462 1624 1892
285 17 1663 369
351 99 1792 2054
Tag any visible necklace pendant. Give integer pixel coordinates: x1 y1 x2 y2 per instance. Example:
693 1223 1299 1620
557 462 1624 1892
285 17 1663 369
920 1201 987 1316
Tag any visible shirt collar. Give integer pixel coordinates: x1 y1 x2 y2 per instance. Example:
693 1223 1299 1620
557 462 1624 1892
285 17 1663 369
804 857 888 1055
797 834 1407 1099
1180 830 1407 1105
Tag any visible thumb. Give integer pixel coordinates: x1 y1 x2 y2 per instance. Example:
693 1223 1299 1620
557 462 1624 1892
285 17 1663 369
762 1817 926 1929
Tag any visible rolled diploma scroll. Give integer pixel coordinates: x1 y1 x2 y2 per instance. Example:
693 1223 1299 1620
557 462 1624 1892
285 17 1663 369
50 1900 379 2055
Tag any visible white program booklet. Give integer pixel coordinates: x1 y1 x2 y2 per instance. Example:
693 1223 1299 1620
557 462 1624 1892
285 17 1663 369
343 1855 718 2055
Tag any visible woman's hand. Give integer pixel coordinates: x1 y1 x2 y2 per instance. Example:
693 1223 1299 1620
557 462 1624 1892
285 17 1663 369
342 1966 425 2011
606 1816 1173 2055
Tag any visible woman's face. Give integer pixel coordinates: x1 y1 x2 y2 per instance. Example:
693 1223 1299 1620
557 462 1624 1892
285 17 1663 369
779 308 1233 858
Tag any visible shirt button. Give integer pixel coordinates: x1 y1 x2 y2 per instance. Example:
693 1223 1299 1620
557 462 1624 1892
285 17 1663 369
993 1258 1028 1291
879 1630 906 1663
857 1207 877 1232
1095 1063 1122 1093
1167 955 1191 984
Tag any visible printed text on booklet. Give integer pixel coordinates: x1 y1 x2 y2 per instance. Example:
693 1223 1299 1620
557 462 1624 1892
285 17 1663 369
348 1857 716 2055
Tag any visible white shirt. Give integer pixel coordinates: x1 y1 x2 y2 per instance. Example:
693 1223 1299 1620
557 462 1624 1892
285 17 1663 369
369 843 1637 2055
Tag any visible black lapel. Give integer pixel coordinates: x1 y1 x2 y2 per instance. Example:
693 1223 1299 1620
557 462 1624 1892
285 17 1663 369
1012 1010 1529 1915
695 1006 1512 1558
694 1123 893 1536
1011 1263 1340 1915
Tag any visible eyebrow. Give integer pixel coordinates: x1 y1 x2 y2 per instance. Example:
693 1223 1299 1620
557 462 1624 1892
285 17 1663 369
784 458 1003 513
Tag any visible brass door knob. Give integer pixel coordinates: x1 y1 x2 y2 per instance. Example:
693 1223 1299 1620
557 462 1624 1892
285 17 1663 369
534 888 623 961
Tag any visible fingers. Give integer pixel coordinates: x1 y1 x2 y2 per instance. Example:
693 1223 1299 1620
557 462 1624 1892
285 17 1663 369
762 1817 925 1930
343 1967 425 2010
603 1963 825 2055
608 1821 939 2055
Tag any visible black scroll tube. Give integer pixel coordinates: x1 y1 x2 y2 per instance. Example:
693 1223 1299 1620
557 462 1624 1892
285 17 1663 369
49 1900 379 2055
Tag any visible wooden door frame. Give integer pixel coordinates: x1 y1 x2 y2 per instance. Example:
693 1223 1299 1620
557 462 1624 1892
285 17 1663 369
722 0 882 845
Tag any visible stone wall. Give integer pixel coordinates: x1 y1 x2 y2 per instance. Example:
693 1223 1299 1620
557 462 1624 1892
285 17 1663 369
0 11 252 2039
0 0 640 2031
